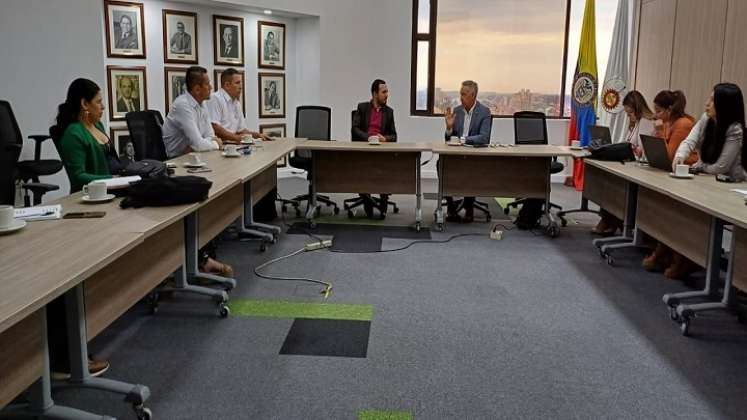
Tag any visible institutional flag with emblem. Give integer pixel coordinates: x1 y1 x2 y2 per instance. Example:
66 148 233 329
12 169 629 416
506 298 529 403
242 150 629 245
567 0 597 191
598 0 630 144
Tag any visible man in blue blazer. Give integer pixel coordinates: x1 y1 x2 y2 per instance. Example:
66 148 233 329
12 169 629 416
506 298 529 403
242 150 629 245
442 80 492 222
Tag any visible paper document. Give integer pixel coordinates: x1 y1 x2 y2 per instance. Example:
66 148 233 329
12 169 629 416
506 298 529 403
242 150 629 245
14 204 62 221
102 176 141 189
730 189 747 196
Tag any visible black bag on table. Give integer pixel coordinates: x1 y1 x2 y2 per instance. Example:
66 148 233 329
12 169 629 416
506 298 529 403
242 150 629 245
588 142 635 162
120 159 169 179
120 175 212 208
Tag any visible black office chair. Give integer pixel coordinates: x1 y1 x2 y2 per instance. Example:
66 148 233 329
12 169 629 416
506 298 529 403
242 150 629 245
287 106 339 216
0 100 61 206
342 109 399 218
0 136 22 206
504 111 564 216
126 110 168 161
0 100 62 206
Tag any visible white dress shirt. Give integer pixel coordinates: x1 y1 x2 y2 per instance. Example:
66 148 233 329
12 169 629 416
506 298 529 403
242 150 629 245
206 89 247 134
162 93 219 158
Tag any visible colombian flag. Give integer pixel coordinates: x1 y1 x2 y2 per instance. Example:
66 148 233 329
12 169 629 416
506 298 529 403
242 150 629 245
567 0 598 191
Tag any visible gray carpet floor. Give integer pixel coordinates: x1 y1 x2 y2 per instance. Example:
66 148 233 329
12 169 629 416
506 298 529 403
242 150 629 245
49 177 747 419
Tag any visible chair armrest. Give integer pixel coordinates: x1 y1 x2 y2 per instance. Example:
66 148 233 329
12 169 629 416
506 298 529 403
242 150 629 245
4 143 22 151
21 182 59 193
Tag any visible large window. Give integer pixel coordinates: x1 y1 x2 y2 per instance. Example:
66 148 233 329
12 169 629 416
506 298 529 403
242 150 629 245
412 0 620 118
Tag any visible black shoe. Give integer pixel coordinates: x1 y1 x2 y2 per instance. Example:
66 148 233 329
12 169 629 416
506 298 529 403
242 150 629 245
446 214 462 223
363 201 374 218
379 212 387 220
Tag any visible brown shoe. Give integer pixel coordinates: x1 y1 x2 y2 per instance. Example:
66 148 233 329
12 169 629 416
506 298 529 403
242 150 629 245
591 219 609 235
642 243 671 272
664 253 701 280
89 359 110 377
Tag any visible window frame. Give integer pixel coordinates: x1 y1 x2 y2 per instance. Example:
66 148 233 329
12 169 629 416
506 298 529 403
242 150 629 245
411 0 574 119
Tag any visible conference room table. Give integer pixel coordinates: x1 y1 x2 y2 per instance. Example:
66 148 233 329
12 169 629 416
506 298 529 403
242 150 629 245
0 139 295 419
432 143 578 234
583 159 747 335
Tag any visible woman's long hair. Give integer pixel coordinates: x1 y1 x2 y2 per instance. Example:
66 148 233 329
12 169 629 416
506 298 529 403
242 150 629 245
653 90 689 122
622 90 654 124
701 83 745 165
52 78 100 140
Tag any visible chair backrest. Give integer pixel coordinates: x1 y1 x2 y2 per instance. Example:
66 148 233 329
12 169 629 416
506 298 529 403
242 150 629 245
351 109 363 142
0 101 23 148
125 110 167 161
0 102 23 205
513 111 548 145
295 106 331 158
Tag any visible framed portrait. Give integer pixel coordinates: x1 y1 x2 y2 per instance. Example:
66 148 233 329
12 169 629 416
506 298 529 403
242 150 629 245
163 10 198 64
107 66 147 121
110 127 135 163
104 0 146 58
258 21 285 70
213 15 244 66
214 68 246 115
258 73 285 118
260 123 288 167
164 67 188 114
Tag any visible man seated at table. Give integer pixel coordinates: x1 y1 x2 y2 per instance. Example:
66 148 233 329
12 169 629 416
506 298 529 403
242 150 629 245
162 66 233 277
206 68 270 143
351 79 397 218
442 80 492 223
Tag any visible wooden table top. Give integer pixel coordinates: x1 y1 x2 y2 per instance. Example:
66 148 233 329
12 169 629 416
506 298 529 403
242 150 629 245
586 159 747 229
432 143 577 157
295 139 431 153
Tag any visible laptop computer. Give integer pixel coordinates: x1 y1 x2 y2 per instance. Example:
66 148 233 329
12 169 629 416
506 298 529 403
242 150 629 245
589 125 612 147
639 134 671 171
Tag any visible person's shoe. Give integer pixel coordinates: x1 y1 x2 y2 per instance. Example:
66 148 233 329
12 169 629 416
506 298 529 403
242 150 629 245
664 254 701 280
379 212 387 220
363 200 374 219
445 213 462 223
462 207 474 223
642 243 670 272
591 219 609 235
51 359 110 381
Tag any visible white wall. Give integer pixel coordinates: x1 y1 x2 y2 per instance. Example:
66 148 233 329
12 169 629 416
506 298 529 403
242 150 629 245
0 0 106 200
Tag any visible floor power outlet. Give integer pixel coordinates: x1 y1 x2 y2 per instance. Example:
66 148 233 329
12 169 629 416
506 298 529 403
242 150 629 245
304 239 333 251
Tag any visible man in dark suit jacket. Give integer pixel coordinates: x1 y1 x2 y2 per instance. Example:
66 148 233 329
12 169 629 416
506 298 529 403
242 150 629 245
114 14 138 50
116 77 140 113
221 26 238 58
442 80 492 223
351 79 397 218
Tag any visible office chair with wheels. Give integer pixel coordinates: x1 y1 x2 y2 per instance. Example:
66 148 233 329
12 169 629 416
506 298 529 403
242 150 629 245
504 111 564 217
0 138 22 205
288 106 339 217
0 100 62 206
125 110 168 161
342 109 399 218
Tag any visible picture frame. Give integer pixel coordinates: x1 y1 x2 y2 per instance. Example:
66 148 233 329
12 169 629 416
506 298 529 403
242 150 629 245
213 15 244 66
104 0 146 59
107 65 147 121
258 72 285 118
214 68 246 115
257 21 285 70
164 67 188 114
260 123 288 167
110 127 135 163
163 9 198 64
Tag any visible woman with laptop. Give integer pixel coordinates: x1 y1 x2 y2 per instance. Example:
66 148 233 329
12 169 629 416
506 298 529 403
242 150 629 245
592 91 656 236
673 83 746 181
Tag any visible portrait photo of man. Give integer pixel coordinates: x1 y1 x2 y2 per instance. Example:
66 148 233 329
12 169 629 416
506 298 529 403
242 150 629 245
220 25 238 58
263 31 279 61
170 21 192 54
116 76 140 114
114 12 138 50
264 81 280 111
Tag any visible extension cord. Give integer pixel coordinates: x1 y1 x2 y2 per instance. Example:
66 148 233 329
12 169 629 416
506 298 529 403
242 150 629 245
304 239 333 251
490 227 503 240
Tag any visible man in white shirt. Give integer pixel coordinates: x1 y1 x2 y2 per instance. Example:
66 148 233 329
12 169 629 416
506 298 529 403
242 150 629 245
162 66 223 158
206 68 269 143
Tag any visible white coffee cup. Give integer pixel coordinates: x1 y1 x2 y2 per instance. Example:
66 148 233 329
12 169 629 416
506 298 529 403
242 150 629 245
224 144 239 155
675 164 690 177
368 135 380 144
83 181 108 200
189 152 202 165
241 134 253 143
0 205 14 228
571 140 581 148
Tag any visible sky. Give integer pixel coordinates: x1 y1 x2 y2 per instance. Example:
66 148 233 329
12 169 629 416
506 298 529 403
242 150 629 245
424 0 621 95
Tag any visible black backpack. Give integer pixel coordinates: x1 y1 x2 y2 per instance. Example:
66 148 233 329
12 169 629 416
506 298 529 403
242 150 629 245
514 198 544 230
120 175 212 208
120 159 169 179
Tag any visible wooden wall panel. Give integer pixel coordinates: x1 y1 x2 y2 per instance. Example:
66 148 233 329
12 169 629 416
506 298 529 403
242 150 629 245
634 0 677 102
721 0 747 90
670 0 727 116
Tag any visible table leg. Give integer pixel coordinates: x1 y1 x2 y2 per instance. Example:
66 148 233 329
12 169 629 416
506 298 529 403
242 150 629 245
239 179 278 249
435 157 444 232
306 152 319 226
415 153 422 232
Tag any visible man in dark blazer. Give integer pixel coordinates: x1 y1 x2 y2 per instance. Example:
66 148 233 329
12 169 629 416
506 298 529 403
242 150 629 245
442 80 492 223
351 79 397 218
114 14 139 50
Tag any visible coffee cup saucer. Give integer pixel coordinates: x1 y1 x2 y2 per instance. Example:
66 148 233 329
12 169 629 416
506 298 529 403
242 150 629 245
184 162 207 168
0 219 26 234
82 194 116 203
240 138 254 145
669 172 694 179
222 151 241 157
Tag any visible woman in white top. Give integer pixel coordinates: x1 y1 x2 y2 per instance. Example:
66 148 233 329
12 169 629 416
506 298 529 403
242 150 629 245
592 91 656 235
673 82 746 181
